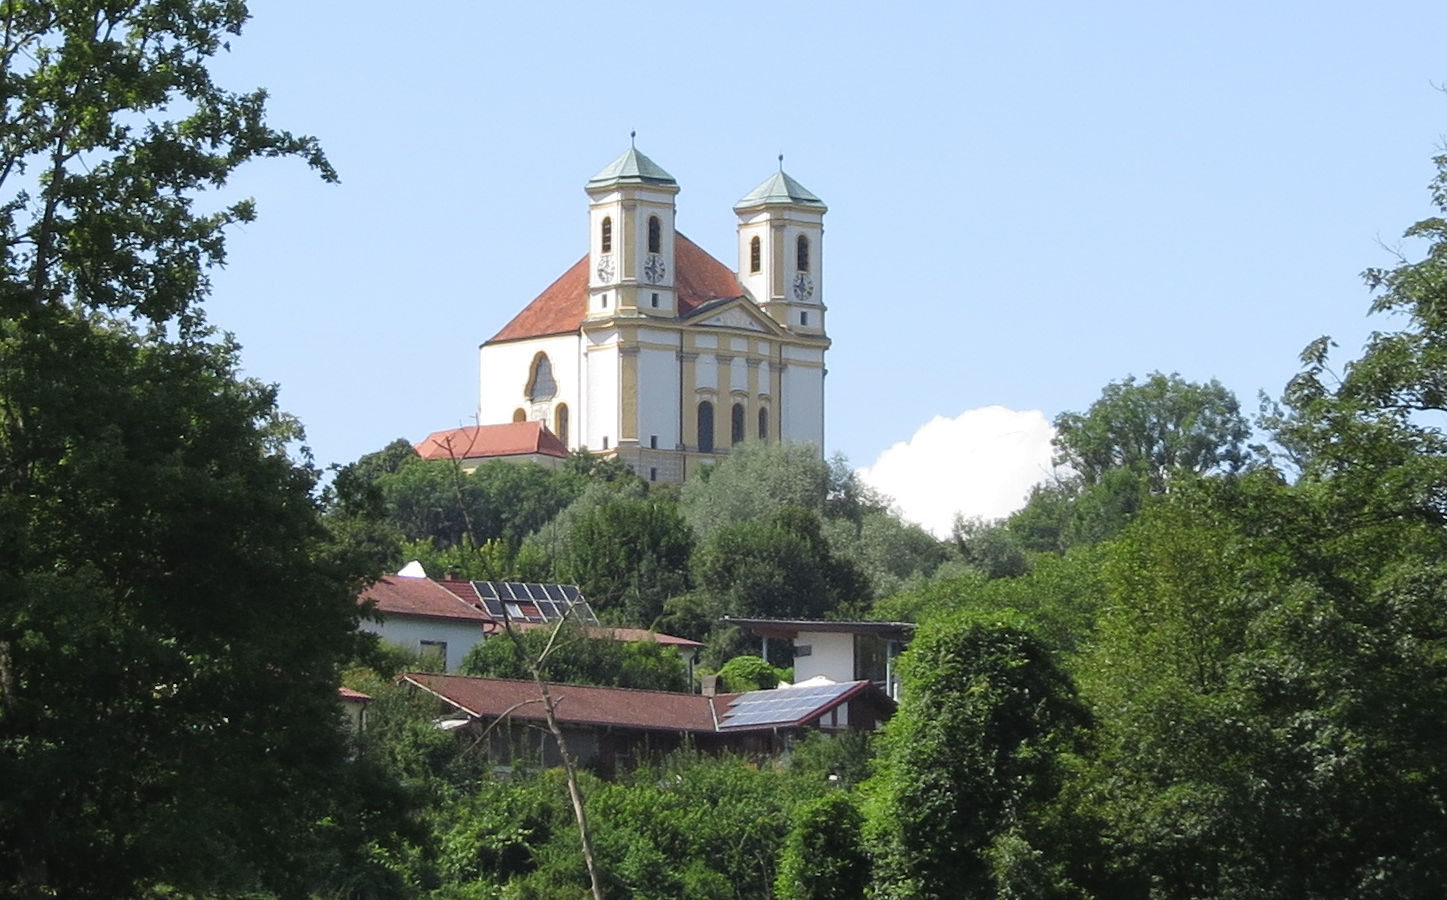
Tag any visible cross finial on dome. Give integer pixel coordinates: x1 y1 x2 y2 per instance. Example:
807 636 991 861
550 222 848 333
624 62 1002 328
630 130 636 148
778 153 784 171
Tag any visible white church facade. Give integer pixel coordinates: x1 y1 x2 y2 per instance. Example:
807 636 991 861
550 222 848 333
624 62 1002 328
476 145 830 483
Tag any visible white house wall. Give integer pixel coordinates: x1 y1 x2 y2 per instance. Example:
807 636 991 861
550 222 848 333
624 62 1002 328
794 630 854 727
359 616 485 673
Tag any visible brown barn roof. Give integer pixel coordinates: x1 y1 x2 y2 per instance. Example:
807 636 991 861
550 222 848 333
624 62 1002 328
414 422 569 462
360 575 490 623
402 673 885 734
405 673 721 733
486 233 745 344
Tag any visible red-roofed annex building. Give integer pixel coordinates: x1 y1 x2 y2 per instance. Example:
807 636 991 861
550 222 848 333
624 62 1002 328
477 144 830 483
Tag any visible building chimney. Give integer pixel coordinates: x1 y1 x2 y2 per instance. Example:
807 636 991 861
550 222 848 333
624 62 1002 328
700 674 721 697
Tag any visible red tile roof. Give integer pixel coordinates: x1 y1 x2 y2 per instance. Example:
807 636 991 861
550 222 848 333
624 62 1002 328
338 687 373 702
414 422 569 462
487 233 745 344
359 575 490 623
405 673 721 733
402 674 886 735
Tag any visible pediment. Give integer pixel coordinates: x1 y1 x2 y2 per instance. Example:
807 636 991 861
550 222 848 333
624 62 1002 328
686 298 785 336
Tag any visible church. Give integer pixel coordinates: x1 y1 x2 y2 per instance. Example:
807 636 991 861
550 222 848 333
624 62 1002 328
473 144 830 483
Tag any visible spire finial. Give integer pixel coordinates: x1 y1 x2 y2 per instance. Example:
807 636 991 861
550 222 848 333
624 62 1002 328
778 153 784 172
630 130 637 148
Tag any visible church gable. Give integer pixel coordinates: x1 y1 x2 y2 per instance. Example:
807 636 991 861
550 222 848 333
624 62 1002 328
685 297 786 336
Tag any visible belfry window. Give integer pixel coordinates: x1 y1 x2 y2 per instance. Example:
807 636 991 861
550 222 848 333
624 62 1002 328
731 403 746 445
697 401 715 454
600 216 612 254
749 236 761 273
648 216 661 253
796 235 810 272
526 353 557 402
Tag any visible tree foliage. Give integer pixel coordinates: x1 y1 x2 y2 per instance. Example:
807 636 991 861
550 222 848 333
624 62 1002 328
0 3 370 895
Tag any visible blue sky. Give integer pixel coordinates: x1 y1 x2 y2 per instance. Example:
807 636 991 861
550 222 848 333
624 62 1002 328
205 2 1447 529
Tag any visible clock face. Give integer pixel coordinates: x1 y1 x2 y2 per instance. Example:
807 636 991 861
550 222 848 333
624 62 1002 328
595 254 615 283
792 272 815 301
643 253 666 284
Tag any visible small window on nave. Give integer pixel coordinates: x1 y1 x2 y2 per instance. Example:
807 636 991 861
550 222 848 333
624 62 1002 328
601 216 612 254
554 403 569 446
512 408 526 423
758 407 768 440
648 216 661 254
749 236 761 274
527 353 557 402
796 234 810 272
731 403 745 445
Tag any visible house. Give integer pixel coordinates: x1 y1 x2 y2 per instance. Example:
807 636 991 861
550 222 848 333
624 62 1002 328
358 571 703 676
723 617 915 700
403 672 894 777
338 686 372 733
414 421 570 471
472 143 830 484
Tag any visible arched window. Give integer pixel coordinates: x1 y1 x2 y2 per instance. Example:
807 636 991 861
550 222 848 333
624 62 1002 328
648 216 661 253
600 216 612 254
512 408 526 423
758 407 768 440
697 401 714 454
526 353 557 402
554 403 569 445
749 236 761 273
796 234 810 272
731 403 745 445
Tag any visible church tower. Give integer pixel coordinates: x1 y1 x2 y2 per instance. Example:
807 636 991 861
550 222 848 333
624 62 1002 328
585 138 680 320
734 161 828 337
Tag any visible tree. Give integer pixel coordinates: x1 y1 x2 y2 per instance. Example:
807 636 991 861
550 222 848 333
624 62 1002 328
868 614 1090 899
460 624 689 693
1053 372 1249 494
691 505 871 623
776 792 869 900
0 4 377 895
679 441 832 539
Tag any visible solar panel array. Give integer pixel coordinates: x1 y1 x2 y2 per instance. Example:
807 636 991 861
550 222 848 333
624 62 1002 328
470 581 599 625
718 682 857 730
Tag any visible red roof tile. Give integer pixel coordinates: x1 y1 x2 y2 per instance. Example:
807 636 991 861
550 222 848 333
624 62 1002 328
338 687 373 702
414 422 569 462
359 575 490 623
486 234 745 344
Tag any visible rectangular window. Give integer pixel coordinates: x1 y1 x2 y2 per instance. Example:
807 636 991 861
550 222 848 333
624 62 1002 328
601 293 609 308
649 467 657 481
801 311 809 326
419 640 448 671
649 435 658 449
651 292 659 308
602 436 609 450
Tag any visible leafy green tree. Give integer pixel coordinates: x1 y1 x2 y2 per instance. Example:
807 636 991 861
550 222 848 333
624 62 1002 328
460 624 689 693
868 613 1091 900
692 505 871 623
716 654 785 692
680 441 833 538
1053 371 1249 494
776 792 869 900
0 3 398 893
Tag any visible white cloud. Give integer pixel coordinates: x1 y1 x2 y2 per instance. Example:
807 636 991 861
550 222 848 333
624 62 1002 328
858 406 1057 538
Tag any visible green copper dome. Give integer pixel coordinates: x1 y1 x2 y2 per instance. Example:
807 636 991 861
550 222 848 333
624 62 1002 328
734 170 826 211
587 147 677 189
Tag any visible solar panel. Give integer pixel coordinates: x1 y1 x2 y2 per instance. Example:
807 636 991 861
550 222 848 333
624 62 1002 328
469 581 599 625
719 683 857 730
